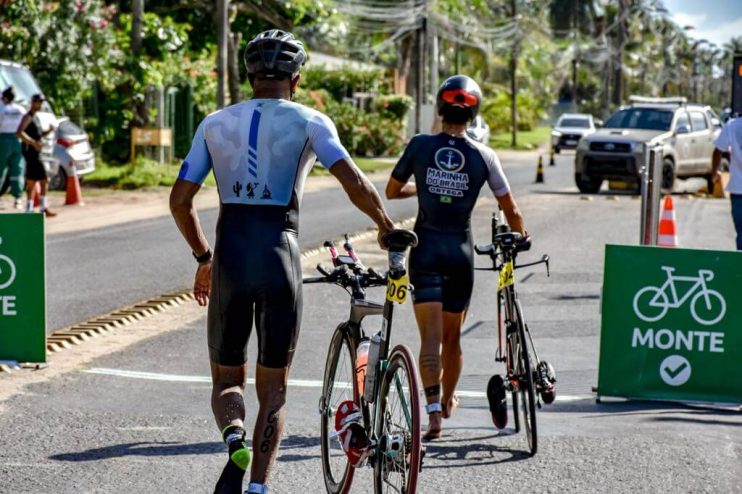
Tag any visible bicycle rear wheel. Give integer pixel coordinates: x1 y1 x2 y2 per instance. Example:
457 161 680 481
320 326 358 494
373 344 422 494
514 300 538 456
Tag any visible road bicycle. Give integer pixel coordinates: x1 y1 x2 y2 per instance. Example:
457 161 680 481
475 212 555 456
304 230 423 494
632 266 726 326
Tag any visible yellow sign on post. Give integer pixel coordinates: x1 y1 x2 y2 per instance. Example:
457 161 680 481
130 128 173 167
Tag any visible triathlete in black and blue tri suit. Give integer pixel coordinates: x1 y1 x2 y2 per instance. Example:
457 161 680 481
386 75 527 440
170 30 394 494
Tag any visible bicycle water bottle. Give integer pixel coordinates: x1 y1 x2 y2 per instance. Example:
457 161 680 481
363 331 382 403
355 338 370 397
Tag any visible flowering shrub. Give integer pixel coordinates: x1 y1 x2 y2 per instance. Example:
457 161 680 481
294 70 409 157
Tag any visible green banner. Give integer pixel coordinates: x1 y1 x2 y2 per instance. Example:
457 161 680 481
0 214 46 363
599 245 742 404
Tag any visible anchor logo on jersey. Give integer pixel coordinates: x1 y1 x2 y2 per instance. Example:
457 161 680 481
434 147 465 173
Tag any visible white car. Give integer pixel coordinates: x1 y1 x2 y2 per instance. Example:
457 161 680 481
0 59 59 193
50 118 96 190
551 113 596 153
466 115 491 144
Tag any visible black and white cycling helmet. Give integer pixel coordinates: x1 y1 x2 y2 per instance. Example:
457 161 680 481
244 29 307 79
436 75 482 123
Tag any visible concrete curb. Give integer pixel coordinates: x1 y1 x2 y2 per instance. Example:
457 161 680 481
44 291 194 355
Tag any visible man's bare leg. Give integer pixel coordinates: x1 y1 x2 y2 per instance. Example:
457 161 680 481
249 363 289 486
211 362 250 493
414 302 444 439
211 362 247 430
441 310 465 418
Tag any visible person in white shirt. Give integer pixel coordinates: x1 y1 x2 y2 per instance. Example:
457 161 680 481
712 116 742 250
0 86 26 209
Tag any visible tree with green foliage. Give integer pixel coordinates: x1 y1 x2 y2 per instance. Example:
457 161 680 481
0 0 116 113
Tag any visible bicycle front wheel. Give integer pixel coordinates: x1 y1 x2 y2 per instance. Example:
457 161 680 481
320 326 358 494
373 344 422 494
515 300 538 456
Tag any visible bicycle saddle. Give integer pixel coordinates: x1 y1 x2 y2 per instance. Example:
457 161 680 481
382 229 418 252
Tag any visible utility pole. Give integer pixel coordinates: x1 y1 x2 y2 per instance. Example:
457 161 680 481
510 0 518 148
130 0 146 129
217 0 229 109
414 0 428 134
612 0 626 107
429 24 439 98
570 0 578 109
131 0 143 55
454 41 460 74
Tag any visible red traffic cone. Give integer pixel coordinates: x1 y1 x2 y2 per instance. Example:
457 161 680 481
32 182 41 208
657 196 678 247
64 170 85 206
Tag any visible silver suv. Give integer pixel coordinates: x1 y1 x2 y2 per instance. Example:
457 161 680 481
574 97 722 193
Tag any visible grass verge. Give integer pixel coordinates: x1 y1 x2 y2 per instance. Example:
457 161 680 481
489 126 550 151
85 156 397 189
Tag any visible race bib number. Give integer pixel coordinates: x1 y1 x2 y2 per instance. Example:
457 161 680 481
386 274 410 304
498 261 514 290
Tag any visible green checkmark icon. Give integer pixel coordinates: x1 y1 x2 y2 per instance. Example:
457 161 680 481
663 362 688 379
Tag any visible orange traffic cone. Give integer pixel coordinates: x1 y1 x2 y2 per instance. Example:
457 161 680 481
64 170 85 206
657 196 678 247
32 182 41 208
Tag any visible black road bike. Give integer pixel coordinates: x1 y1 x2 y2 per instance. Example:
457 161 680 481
475 213 556 456
304 230 423 493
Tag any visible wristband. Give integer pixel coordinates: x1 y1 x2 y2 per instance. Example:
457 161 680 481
193 248 212 264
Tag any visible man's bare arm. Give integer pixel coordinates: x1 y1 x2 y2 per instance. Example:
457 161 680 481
385 176 417 199
330 158 395 239
496 192 526 235
169 179 210 256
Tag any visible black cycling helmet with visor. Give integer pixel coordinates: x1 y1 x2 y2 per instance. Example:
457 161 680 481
436 75 482 125
244 29 307 81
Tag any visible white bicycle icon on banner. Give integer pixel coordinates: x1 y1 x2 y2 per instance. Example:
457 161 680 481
632 266 726 326
0 236 17 290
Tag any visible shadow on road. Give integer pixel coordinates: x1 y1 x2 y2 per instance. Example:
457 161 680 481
49 441 224 462
550 398 742 421
277 434 323 463
422 433 531 468
50 435 330 464
532 190 638 197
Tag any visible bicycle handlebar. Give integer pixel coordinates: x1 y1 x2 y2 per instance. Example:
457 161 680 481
303 231 416 291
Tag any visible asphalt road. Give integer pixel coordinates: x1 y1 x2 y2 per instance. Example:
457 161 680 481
1 150 739 493
45 153 541 332
44 178 415 332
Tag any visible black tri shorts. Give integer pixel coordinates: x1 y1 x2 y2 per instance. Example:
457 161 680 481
208 205 302 368
409 227 474 313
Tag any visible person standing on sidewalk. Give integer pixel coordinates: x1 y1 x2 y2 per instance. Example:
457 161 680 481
170 30 394 494
712 116 742 250
386 75 527 439
0 87 26 209
16 94 56 217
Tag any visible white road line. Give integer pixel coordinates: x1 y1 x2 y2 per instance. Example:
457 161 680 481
85 367 590 402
